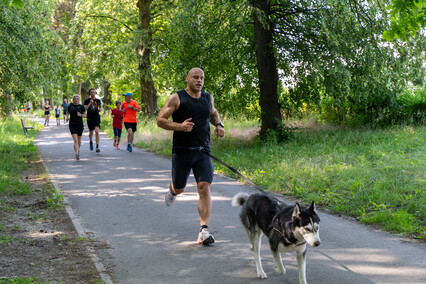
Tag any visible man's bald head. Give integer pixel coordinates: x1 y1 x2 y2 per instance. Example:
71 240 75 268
186 68 205 94
187 67 204 77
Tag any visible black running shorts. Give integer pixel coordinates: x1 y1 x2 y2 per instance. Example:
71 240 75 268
87 119 100 131
172 150 213 189
124 122 137 132
69 124 84 136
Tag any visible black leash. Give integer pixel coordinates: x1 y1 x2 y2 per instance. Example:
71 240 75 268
188 146 269 195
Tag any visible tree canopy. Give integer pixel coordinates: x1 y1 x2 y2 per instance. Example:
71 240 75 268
383 0 425 41
1 0 424 130
0 0 65 115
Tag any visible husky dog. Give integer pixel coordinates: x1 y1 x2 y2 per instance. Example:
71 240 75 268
232 192 320 284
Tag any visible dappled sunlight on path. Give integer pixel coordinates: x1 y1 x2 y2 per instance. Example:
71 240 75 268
34 120 426 284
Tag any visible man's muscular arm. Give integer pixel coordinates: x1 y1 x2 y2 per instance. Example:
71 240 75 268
209 95 223 126
209 109 221 126
157 93 194 132
209 95 225 138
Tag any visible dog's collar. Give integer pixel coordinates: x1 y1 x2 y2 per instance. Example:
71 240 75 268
272 216 307 247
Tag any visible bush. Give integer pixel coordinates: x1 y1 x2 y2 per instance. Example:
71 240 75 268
395 87 426 124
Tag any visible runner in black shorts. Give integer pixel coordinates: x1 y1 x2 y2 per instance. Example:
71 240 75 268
43 100 51 126
84 88 102 152
61 98 70 124
121 93 140 152
67 95 86 160
157 68 225 245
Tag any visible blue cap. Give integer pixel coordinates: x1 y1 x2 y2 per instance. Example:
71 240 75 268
123 92 132 97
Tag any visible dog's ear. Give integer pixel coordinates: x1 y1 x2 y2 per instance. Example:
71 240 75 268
309 201 317 213
292 203 301 219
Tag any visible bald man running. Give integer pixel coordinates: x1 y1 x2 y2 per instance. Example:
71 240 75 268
157 67 225 245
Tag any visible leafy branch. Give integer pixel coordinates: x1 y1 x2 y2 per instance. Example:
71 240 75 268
84 14 134 32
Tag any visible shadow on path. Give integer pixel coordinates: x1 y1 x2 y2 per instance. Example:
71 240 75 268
34 118 425 284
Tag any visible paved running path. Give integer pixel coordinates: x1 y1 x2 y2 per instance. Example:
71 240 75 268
34 119 425 284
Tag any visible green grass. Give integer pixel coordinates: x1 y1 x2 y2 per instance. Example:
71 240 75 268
0 117 40 196
103 114 425 239
0 278 47 284
0 116 68 283
0 235 14 245
0 115 64 213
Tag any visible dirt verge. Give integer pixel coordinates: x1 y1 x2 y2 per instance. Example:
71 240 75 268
0 159 107 283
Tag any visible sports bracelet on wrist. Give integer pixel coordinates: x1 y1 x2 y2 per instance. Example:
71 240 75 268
216 122 224 128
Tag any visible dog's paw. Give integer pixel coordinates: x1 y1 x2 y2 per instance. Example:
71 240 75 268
274 264 286 275
257 271 268 279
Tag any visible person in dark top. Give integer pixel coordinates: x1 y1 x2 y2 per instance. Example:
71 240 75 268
67 95 86 160
61 98 70 124
157 67 225 245
55 105 61 126
43 100 51 126
84 88 102 152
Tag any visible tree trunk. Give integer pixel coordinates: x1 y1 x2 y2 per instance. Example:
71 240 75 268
77 76 82 97
80 81 91 101
102 76 112 113
137 0 158 115
5 91 13 116
251 0 282 138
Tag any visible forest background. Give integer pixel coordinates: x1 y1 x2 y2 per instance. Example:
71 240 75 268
1 0 425 239
1 0 425 132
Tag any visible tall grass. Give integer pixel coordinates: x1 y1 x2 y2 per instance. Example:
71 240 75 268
103 114 425 239
0 117 40 195
215 124 425 238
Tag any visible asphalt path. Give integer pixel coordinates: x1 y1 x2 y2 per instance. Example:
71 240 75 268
33 118 425 284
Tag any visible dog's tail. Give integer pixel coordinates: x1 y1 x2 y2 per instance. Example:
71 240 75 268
231 192 250 207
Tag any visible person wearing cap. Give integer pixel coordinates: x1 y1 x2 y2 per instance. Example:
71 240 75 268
84 88 102 152
121 93 140 152
157 67 225 245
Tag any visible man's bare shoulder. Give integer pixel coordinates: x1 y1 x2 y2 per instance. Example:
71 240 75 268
170 92 179 99
158 93 180 119
166 92 180 106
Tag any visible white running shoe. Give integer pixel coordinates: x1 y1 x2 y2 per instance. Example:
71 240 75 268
164 183 177 206
197 228 215 245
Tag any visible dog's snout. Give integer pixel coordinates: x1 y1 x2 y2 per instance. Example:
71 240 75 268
314 241 321 247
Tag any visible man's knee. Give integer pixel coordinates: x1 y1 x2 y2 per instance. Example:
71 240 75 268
197 182 211 196
174 188 185 194
172 184 185 195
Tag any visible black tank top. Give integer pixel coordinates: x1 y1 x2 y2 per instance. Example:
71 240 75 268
172 90 212 153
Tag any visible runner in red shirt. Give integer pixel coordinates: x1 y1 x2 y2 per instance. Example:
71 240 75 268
111 100 124 150
121 93 141 152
